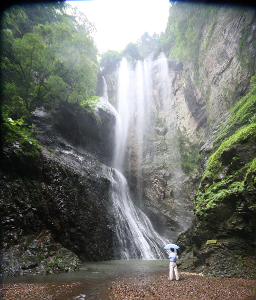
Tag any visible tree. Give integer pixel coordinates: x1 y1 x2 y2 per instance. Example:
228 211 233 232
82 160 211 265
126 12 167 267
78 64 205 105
13 32 50 109
123 42 142 61
137 32 160 58
100 50 122 72
1 2 98 121
159 2 220 65
7 2 66 37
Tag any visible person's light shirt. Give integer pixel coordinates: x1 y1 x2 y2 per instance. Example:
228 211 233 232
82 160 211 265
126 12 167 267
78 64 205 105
169 252 177 262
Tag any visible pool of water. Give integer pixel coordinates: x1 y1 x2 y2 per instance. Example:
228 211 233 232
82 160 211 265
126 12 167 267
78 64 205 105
1 260 170 299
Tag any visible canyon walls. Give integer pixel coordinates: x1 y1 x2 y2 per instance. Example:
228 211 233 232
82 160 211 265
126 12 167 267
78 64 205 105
1 2 256 279
102 3 256 278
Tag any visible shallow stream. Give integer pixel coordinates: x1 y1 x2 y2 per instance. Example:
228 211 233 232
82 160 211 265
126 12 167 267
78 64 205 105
2 260 169 299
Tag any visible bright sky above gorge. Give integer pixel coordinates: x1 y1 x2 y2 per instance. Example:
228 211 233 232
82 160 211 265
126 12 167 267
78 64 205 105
66 0 170 54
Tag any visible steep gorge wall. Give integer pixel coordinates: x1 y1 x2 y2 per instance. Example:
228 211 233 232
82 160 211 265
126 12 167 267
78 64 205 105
103 60 198 240
103 4 256 277
103 60 200 241
167 4 256 278
170 5 256 145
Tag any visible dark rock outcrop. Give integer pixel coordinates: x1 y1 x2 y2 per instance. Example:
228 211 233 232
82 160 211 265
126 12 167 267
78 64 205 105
1 230 86 276
1 103 117 276
176 124 256 279
32 102 116 166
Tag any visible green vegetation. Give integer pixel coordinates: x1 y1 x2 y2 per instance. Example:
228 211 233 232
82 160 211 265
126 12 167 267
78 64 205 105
100 50 122 73
159 2 256 84
196 177 244 213
99 32 160 71
2 113 41 157
1 3 98 124
155 115 165 127
137 32 160 58
160 2 220 69
237 9 256 72
196 123 256 214
122 42 142 62
245 158 256 191
209 75 256 150
204 19 217 51
203 124 256 181
195 74 256 215
177 129 201 175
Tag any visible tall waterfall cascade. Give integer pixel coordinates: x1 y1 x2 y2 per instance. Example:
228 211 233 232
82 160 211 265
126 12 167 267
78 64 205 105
100 53 179 259
96 76 118 118
109 168 168 259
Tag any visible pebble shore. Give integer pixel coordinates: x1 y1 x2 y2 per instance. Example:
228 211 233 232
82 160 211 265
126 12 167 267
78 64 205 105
107 272 256 300
1 272 255 299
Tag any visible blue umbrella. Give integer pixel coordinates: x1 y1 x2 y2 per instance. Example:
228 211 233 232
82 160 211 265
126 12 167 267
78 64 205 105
164 243 180 250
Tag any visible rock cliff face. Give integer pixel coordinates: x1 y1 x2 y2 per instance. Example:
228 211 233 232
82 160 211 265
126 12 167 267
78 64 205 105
102 4 256 278
32 102 116 166
171 6 256 144
103 58 199 241
1 3 255 279
0 103 117 276
177 124 256 278
171 5 256 279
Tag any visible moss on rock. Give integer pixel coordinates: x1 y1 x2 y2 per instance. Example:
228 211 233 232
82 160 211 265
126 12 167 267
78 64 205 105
196 123 256 215
208 76 256 151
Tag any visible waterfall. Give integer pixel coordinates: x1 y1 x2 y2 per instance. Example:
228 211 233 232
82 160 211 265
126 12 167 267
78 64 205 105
96 76 118 118
109 168 167 259
134 58 153 204
108 55 172 260
113 58 132 171
98 54 176 259
113 57 153 174
155 52 172 105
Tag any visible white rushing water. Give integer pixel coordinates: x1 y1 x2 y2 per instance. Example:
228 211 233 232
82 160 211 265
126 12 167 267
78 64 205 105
113 57 154 173
109 168 167 259
113 58 132 171
96 76 118 118
134 58 153 204
106 54 174 259
97 53 177 259
155 52 172 105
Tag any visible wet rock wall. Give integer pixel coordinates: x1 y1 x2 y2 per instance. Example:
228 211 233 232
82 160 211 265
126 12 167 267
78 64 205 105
102 5 256 278
1 103 116 276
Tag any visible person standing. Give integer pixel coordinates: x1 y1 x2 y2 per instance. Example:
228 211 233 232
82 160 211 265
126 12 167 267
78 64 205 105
169 248 179 281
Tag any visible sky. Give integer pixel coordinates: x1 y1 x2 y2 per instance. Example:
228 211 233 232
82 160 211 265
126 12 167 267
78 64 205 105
66 0 170 54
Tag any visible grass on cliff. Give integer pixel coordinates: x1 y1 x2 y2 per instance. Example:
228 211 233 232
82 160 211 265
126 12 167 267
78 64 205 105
209 75 256 150
196 123 256 214
1 113 41 157
203 123 256 181
160 3 255 79
195 76 256 214
160 2 220 68
245 157 256 192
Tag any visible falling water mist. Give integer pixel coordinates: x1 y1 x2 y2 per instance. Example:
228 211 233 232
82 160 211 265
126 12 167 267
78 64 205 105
108 54 177 260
